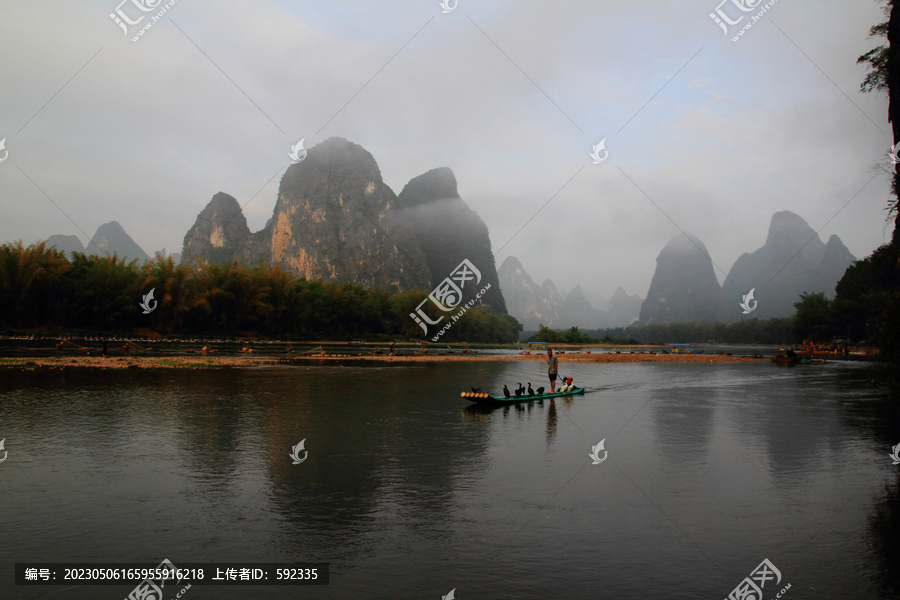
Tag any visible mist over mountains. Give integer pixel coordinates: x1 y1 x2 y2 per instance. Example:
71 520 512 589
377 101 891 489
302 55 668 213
182 137 507 310
35 140 855 332
45 221 174 264
501 211 855 330
640 211 855 324
720 211 856 319
497 256 642 329
639 233 728 325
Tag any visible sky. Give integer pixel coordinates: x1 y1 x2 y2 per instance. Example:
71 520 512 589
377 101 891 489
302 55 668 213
0 0 893 307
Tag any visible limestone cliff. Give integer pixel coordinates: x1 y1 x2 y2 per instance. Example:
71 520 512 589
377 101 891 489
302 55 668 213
181 192 251 266
722 211 856 318
261 138 430 292
181 138 451 294
498 256 563 328
639 233 728 324
396 167 507 313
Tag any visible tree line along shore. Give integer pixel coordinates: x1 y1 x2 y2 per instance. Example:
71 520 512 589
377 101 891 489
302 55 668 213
1 241 808 348
0 239 894 381
0 242 520 343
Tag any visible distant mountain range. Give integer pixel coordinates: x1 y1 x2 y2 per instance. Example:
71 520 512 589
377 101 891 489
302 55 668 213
639 211 856 324
497 256 642 329
43 221 177 264
34 155 856 330
502 210 856 330
721 211 855 319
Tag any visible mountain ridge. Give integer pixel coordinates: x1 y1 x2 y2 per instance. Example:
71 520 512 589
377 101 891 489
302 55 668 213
181 138 507 310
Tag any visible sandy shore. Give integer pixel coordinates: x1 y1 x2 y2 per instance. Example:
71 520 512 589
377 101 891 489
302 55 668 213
283 352 762 364
0 352 765 370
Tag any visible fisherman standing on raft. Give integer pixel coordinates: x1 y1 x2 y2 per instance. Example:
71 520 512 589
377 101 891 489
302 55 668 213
547 348 559 393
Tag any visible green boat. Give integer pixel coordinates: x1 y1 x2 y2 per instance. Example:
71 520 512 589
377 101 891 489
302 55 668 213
461 387 586 404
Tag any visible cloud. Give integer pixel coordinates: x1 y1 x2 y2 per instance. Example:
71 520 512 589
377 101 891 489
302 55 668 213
0 0 890 303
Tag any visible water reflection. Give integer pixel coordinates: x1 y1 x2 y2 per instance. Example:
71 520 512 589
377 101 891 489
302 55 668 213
866 476 900 597
650 367 717 466
546 399 557 448
1 362 896 599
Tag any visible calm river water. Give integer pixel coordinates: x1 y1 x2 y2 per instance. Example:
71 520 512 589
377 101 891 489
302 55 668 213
1 361 898 599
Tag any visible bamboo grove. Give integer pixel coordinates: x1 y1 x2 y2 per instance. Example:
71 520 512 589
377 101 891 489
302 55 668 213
0 242 522 342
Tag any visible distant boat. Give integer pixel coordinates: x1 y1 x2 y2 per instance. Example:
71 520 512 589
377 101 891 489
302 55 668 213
771 348 801 366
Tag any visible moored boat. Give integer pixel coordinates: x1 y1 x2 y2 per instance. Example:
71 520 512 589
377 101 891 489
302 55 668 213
771 348 801 365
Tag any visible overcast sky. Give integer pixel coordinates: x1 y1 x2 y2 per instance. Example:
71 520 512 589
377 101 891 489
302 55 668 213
0 0 893 305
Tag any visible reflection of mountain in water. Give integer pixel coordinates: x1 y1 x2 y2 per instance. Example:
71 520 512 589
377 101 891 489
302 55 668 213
171 370 262 493
151 366 502 562
650 374 717 466
200 366 495 555
745 389 845 492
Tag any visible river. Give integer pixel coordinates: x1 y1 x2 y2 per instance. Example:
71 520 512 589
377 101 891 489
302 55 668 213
1 360 898 599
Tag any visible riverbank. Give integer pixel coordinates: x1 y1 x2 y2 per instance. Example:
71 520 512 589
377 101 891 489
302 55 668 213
0 352 767 370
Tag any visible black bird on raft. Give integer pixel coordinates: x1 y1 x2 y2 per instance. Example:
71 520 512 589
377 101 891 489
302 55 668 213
527 382 535 396
536 386 545 395
503 385 511 398
514 383 524 397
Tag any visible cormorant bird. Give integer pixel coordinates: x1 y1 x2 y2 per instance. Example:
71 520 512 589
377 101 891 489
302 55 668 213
536 386 545 395
514 383 524 397
527 382 535 396
503 385 511 398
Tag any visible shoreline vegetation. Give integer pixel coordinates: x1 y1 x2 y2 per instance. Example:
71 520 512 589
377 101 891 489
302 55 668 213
0 243 522 343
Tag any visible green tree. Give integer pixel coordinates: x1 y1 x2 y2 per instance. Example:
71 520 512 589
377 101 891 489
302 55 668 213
186 262 271 335
64 252 142 331
0 242 70 328
793 292 834 342
140 255 194 334
858 0 898 234
847 0 900 379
